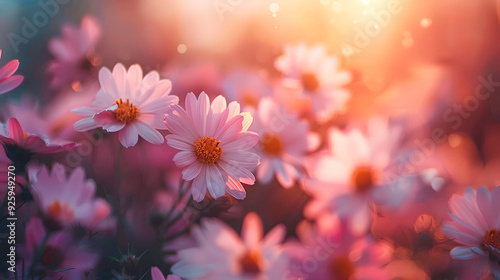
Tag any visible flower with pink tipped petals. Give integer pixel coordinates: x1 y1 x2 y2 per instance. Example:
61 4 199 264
47 15 101 89
72 63 179 148
251 98 309 188
0 118 78 172
151 267 181 280
0 49 24 95
274 44 351 120
441 186 500 278
171 213 288 279
28 163 111 230
164 92 260 201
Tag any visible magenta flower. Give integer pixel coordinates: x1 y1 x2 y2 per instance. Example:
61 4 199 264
171 213 288 279
23 218 97 279
28 163 111 230
164 92 260 201
0 118 77 172
72 63 179 148
151 267 181 280
0 49 23 95
47 15 101 89
442 186 500 278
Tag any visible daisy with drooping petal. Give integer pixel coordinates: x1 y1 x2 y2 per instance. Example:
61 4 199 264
0 118 78 173
171 213 288 280
0 49 23 95
251 98 309 188
164 92 260 201
441 186 500 278
303 118 414 235
151 267 181 280
274 44 351 120
47 15 101 90
28 163 111 230
72 63 179 148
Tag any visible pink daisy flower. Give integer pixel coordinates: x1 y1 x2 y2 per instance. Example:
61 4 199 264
47 15 101 90
72 63 178 148
171 213 288 280
164 92 260 201
251 98 309 188
287 218 392 280
0 49 24 95
151 267 181 280
28 163 111 230
303 118 414 234
0 118 77 173
441 186 500 278
274 44 351 120
22 218 98 279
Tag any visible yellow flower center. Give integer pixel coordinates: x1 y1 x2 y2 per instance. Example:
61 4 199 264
114 98 139 123
483 228 500 261
194 136 222 164
351 167 376 193
239 250 263 275
260 133 284 156
331 255 356 280
301 72 320 92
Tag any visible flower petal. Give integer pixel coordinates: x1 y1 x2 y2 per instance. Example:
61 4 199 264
135 121 164 145
118 123 139 148
151 267 166 280
93 110 125 132
0 75 23 95
0 59 20 80
450 247 480 260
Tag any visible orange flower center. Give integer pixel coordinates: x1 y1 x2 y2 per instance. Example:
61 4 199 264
331 255 356 280
260 133 284 156
241 91 260 108
114 98 139 123
351 167 376 193
194 136 222 164
483 228 500 261
47 200 75 222
301 72 320 92
239 250 263 275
